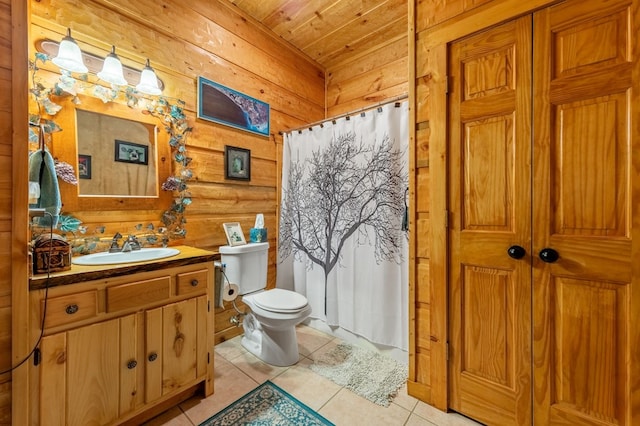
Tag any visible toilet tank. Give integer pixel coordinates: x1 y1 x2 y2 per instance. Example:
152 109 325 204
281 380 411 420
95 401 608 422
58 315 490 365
219 242 269 295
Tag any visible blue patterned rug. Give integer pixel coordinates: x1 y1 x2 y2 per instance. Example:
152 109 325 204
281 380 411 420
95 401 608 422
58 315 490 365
199 380 334 426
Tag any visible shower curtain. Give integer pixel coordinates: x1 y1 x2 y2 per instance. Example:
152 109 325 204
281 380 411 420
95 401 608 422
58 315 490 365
277 101 409 351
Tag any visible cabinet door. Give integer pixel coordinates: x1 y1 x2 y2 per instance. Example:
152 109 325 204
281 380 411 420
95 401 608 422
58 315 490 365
38 315 140 426
66 319 120 426
532 0 639 424
38 333 67 426
145 306 164 403
448 16 533 426
162 298 198 392
146 297 200 399
118 313 144 416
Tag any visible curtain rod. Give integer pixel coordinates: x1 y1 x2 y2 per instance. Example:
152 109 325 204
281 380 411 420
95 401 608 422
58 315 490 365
279 94 408 135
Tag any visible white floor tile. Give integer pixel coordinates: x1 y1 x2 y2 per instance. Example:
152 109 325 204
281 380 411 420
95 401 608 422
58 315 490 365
146 324 483 426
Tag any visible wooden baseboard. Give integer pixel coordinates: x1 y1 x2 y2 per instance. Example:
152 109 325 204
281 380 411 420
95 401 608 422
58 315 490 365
215 325 243 344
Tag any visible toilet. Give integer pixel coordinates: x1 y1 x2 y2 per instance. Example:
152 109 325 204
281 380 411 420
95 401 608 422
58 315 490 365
219 242 311 366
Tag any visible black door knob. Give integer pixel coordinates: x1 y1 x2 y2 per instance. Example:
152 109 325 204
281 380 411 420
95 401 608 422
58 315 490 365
507 245 526 259
539 248 559 263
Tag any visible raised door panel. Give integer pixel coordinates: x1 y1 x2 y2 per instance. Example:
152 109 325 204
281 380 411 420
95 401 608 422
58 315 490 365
532 0 638 424
448 16 532 426
66 319 120 426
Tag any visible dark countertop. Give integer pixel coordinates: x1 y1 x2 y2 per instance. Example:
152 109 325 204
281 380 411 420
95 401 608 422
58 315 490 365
29 245 219 290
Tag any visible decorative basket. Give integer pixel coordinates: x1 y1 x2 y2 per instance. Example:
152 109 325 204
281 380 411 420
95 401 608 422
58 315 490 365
33 233 71 274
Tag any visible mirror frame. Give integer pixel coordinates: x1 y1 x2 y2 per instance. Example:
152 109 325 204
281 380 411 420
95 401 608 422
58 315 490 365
52 95 173 211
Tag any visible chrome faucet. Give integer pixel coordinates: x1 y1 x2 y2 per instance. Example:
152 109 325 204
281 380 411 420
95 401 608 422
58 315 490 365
108 233 141 252
108 232 123 253
122 235 141 252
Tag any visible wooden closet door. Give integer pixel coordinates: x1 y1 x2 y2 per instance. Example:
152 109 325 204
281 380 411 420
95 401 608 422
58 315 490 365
448 17 533 426
532 0 639 424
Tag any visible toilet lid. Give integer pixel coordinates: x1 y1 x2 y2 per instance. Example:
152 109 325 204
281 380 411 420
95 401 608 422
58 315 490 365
253 288 308 312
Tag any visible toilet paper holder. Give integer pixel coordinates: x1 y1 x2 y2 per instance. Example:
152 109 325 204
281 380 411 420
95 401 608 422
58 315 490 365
223 282 240 302
215 261 248 326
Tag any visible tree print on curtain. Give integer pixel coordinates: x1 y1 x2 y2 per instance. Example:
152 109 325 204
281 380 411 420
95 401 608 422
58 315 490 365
279 102 409 350
280 132 407 315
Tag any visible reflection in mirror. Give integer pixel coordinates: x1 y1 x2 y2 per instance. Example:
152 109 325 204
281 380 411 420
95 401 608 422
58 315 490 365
52 95 172 212
76 109 158 197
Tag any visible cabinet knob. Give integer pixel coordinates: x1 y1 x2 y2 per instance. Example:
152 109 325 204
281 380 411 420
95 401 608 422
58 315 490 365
148 352 158 362
65 304 79 315
507 245 526 259
190 279 199 287
127 360 137 369
539 248 559 263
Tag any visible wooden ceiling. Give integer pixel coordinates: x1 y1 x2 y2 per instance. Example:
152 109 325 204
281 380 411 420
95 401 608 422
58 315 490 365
226 0 408 69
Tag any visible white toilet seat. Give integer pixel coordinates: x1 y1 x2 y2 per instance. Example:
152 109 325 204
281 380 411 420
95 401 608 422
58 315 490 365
251 288 308 313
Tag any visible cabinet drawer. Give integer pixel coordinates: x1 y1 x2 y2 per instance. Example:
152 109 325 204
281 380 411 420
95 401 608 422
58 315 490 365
44 290 98 328
106 276 171 312
177 269 208 296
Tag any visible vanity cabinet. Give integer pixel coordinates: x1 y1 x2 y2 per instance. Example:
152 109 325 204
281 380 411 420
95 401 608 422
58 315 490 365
28 255 215 426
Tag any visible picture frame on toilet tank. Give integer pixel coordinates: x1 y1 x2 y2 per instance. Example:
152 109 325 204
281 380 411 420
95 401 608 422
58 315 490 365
223 222 247 246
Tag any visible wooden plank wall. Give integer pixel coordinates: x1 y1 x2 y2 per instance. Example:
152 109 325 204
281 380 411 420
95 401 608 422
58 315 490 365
325 30 408 117
0 0 15 421
29 0 325 251
27 0 326 345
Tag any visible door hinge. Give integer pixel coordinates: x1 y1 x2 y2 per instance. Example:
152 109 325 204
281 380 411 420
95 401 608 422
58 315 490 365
208 300 210 312
208 352 210 364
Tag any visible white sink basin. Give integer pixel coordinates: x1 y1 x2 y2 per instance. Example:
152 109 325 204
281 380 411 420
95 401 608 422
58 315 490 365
72 247 180 266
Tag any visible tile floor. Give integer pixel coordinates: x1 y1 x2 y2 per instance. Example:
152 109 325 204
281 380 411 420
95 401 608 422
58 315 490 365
144 324 482 426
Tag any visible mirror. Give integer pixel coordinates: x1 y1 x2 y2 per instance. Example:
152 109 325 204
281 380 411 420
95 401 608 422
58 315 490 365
76 109 158 197
52 95 172 211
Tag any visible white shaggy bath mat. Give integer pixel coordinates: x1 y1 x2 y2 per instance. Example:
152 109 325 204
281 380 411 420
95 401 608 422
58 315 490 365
310 343 407 407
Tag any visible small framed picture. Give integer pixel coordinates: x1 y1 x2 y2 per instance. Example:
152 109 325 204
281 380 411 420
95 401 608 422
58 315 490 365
223 222 247 246
225 145 251 181
114 140 148 165
78 154 92 179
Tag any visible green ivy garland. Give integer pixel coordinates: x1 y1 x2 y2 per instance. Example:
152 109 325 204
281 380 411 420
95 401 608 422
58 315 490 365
29 52 193 247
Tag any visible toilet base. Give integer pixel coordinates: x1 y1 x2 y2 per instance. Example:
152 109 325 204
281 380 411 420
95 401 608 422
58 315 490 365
241 314 300 366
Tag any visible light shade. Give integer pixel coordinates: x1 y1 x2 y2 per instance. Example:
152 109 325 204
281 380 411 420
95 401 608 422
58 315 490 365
135 59 162 95
97 46 128 86
51 28 88 73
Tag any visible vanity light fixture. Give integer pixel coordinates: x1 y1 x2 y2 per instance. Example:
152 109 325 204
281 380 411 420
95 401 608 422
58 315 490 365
97 45 128 86
51 28 88 73
135 59 162 95
37 37 165 93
